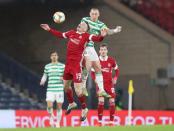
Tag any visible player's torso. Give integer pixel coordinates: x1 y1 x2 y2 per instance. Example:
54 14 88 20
83 17 104 47
67 31 88 62
100 57 114 81
46 63 64 91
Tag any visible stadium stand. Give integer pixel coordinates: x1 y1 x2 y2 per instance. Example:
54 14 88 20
120 0 174 34
0 53 45 109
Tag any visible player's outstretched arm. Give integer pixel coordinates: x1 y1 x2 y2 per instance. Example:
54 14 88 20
40 24 65 38
88 29 107 42
40 24 51 31
107 26 122 35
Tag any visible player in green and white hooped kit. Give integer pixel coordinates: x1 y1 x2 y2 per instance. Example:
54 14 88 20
81 8 122 97
40 51 65 128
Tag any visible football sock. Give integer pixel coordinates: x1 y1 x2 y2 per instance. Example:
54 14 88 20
78 95 87 109
47 107 53 116
98 102 104 121
66 88 74 104
109 102 115 121
57 108 62 123
95 72 104 91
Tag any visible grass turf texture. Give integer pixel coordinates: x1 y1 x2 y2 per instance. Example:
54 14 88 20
1 125 174 131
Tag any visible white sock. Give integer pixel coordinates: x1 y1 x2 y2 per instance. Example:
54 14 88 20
95 73 104 91
57 109 62 124
47 107 54 116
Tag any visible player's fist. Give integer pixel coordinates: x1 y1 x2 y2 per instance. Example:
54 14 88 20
114 26 122 33
40 24 51 31
40 80 45 86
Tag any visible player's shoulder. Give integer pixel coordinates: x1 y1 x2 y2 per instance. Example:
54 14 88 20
58 62 65 67
97 19 105 25
82 17 90 21
108 56 116 62
45 63 52 68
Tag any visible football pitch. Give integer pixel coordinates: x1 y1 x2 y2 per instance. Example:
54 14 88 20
1 125 174 131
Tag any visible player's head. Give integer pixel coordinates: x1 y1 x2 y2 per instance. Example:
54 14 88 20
50 51 58 62
77 22 89 32
99 43 108 57
90 8 100 21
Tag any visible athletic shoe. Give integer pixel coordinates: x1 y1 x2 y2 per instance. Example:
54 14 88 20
65 102 77 115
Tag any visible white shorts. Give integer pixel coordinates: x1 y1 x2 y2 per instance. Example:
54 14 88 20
84 46 99 61
46 92 64 103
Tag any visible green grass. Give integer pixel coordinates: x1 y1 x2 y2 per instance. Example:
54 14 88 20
1 125 174 131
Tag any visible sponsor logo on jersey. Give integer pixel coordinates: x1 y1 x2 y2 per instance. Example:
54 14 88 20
102 68 110 72
70 38 80 45
108 63 111 67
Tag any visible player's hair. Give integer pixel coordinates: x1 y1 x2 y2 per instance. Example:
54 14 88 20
50 51 58 55
90 8 100 13
100 43 108 49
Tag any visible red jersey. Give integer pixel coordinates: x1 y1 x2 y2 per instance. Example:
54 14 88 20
49 29 104 64
91 56 119 98
99 56 118 82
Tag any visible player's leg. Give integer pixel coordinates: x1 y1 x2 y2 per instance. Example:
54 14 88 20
82 48 92 96
97 96 104 126
74 82 88 121
55 92 64 128
55 103 62 128
64 80 77 115
109 97 115 126
92 60 109 97
46 92 55 127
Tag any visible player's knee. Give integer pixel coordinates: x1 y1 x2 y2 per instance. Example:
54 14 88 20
75 88 82 97
98 97 104 105
93 64 101 73
109 98 115 106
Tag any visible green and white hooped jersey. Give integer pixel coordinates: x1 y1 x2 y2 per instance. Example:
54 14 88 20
44 62 65 92
81 17 107 47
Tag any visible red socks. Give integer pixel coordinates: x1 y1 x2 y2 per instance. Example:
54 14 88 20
109 103 115 121
66 88 74 104
98 102 104 121
78 95 87 109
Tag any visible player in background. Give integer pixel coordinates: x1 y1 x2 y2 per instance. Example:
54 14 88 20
40 22 107 121
81 8 121 97
40 51 65 128
91 43 119 126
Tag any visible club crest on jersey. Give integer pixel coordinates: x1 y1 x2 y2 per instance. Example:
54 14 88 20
108 63 111 67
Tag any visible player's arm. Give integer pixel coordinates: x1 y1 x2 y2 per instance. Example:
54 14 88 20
40 66 48 86
40 24 73 39
107 26 122 35
88 29 107 42
112 60 119 85
100 23 122 35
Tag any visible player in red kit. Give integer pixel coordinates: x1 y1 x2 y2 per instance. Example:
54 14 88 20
40 22 106 121
91 43 119 126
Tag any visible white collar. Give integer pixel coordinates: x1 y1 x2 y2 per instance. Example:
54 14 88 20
99 56 108 61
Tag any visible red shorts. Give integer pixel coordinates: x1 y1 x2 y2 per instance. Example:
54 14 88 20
63 62 82 83
96 81 116 98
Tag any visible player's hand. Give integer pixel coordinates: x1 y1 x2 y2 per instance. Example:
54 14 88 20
60 77 63 81
40 81 45 86
114 26 122 33
40 24 51 31
101 29 107 37
112 78 117 85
